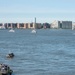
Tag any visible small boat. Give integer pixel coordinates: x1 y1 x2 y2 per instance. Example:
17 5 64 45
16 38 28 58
6 53 14 58
31 29 37 33
0 64 13 75
9 29 15 32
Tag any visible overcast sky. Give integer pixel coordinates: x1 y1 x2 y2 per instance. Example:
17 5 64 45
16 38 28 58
0 0 75 23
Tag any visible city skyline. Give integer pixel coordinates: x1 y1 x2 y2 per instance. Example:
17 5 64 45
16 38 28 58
0 0 75 23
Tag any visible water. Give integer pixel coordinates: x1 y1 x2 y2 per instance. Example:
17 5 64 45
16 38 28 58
0 29 75 75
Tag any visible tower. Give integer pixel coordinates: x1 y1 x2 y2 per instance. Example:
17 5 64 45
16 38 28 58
35 17 36 28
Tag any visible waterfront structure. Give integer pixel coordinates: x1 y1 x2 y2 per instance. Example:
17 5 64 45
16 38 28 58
43 23 50 29
29 23 35 29
0 23 3 28
17 23 29 29
36 23 42 29
72 22 75 30
61 21 72 29
0 20 73 29
2 22 42 29
0 23 40 29
51 20 60 29
51 21 72 29
0 23 5 29
4 23 17 29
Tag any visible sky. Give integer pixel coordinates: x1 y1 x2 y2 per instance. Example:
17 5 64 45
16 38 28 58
0 0 75 23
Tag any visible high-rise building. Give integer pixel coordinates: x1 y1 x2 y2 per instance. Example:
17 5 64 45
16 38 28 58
61 21 72 29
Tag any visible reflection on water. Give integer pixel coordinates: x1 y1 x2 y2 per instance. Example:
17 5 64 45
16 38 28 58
0 29 75 75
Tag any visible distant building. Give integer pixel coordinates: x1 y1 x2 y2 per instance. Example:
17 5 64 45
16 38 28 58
0 20 73 29
43 23 50 29
61 21 72 29
35 23 42 29
72 22 75 30
0 23 3 28
51 20 60 29
51 21 72 29
1 22 41 29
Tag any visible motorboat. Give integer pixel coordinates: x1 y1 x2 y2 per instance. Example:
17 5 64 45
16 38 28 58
9 29 15 32
0 64 13 75
6 53 14 58
31 29 37 33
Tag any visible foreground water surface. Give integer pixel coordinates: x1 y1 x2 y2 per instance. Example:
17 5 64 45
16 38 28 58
0 29 75 75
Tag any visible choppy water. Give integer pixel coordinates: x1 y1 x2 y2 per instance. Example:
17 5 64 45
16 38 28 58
0 29 75 75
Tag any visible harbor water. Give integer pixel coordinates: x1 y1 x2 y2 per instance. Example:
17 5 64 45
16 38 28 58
0 29 75 75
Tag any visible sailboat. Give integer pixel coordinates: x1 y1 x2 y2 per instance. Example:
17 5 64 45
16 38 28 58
31 18 37 33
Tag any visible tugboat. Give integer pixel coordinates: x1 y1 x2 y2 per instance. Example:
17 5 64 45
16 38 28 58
0 64 13 75
6 53 14 58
